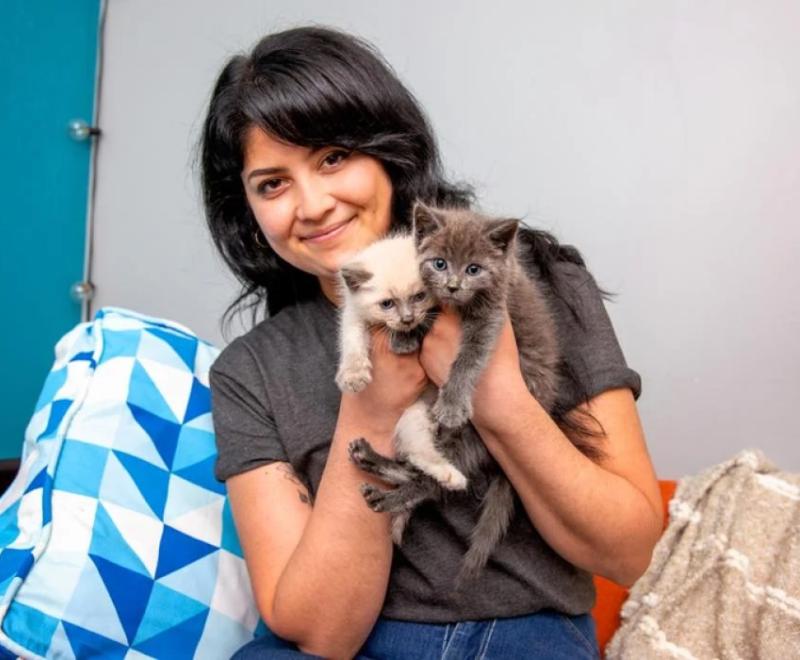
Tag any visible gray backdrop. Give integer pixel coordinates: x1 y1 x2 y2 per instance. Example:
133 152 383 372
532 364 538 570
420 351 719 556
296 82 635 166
90 0 800 478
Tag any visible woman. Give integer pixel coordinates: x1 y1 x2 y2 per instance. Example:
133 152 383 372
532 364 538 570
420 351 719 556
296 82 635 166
202 26 663 659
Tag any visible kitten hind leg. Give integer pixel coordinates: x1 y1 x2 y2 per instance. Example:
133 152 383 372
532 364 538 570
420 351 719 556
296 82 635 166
347 438 419 543
395 400 468 491
347 438 416 485
360 477 439 514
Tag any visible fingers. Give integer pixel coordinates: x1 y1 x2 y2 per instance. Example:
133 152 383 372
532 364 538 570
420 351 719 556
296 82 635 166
426 307 460 345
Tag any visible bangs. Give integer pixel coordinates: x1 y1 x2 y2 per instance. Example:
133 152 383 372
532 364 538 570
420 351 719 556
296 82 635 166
240 48 387 149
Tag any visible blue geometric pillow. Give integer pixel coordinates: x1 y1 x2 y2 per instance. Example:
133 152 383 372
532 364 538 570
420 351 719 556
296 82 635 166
0 307 262 659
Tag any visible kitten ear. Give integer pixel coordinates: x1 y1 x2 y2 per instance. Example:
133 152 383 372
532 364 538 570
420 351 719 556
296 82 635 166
411 201 443 246
340 264 372 292
485 218 519 253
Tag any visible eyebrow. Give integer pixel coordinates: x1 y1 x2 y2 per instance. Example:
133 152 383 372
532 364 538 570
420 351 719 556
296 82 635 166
245 146 335 182
246 166 287 182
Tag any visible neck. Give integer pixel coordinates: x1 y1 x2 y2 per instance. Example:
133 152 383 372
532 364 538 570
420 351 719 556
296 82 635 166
319 276 342 307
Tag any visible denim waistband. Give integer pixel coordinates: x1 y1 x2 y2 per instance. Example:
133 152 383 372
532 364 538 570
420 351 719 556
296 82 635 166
232 609 599 659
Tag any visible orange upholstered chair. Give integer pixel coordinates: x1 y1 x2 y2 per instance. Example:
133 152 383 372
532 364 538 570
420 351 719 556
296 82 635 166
591 480 677 657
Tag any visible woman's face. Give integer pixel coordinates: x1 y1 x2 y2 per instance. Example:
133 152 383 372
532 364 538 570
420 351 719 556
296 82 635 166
241 127 394 300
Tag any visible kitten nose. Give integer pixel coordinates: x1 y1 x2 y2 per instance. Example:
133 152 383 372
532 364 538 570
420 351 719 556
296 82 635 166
447 285 458 293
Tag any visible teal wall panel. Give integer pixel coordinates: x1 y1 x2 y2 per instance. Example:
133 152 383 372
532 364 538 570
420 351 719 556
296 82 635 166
0 0 101 458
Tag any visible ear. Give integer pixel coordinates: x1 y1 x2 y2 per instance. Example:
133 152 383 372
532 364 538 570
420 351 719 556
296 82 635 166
340 264 372 292
411 201 443 246
485 218 519 253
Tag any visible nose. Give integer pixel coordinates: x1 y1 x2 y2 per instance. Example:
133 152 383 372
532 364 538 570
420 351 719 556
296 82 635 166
296 176 336 223
399 304 414 324
447 285 459 293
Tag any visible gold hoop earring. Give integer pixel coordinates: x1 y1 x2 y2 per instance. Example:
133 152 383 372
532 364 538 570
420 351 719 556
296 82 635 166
253 230 269 249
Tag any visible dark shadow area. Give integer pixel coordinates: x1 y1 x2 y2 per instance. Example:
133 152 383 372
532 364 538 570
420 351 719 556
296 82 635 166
0 459 20 495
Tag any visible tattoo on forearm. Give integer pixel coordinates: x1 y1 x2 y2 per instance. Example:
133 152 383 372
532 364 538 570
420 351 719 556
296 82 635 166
275 464 313 505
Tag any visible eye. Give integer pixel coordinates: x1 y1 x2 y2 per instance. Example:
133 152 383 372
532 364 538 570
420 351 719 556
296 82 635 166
257 178 286 197
379 299 395 309
432 258 448 271
322 149 350 168
465 264 482 276
412 291 427 302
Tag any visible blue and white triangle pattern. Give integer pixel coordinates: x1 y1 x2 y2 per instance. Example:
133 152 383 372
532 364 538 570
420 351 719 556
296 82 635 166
0 307 259 659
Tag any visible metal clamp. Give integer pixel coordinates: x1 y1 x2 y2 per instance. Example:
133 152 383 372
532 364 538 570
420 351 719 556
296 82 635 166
70 281 96 302
68 119 102 141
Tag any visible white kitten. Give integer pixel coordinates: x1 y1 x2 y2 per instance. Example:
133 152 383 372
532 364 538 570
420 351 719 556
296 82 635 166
335 233 468 499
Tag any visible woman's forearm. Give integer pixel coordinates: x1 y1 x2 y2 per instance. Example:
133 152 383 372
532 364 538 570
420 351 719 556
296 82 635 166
270 403 396 658
472 374 662 587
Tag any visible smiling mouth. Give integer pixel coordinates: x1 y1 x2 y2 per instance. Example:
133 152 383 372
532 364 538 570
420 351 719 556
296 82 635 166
302 219 353 243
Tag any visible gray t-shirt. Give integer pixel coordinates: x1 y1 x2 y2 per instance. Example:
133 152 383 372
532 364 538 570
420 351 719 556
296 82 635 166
210 260 641 623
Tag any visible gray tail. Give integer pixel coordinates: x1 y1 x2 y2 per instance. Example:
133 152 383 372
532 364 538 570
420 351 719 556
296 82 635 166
455 476 515 588
390 511 412 546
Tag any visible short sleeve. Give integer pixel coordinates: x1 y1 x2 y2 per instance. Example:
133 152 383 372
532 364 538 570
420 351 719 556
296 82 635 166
549 261 642 410
210 337 289 482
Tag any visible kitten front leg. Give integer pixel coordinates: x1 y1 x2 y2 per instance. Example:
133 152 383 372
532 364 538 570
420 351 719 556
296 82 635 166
336 354 372 392
336 304 372 392
433 313 504 429
431 387 472 430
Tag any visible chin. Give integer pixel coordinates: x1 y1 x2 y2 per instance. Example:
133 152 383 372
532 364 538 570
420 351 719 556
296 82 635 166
309 255 349 279
436 292 459 304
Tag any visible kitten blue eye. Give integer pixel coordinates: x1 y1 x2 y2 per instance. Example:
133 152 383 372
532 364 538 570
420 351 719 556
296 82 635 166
412 291 426 302
466 264 482 276
432 258 448 271
380 299 395 309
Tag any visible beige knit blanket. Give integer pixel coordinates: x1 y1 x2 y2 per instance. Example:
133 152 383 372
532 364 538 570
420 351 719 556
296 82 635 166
607 449 800 659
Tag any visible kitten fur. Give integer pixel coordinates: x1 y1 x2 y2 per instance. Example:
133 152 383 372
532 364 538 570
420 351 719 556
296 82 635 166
335 233 469 505
348 203 566 588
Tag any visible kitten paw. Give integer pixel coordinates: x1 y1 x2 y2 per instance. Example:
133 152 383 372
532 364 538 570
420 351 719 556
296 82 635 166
360 483 390 512
348 437 376 470
428 464 468 491
336 357 373 392
432 397 472 429
360 482 420 514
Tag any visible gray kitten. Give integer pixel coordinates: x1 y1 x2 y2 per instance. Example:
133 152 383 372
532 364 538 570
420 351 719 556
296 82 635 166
349 202 564 586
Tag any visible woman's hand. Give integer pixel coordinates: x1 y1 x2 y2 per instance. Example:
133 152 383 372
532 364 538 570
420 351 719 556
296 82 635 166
471 313 530 428
418 306 462 387
340 329 428 443
421 307 528 427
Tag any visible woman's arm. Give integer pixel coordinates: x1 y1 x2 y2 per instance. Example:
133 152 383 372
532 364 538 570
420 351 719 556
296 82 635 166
421 310 663 588
227 331 427 659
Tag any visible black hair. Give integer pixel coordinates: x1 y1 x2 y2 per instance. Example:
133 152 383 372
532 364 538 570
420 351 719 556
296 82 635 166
200 25 601 325
200 25 609 456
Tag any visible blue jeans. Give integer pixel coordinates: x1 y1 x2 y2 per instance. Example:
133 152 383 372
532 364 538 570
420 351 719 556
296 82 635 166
232 610 599 659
